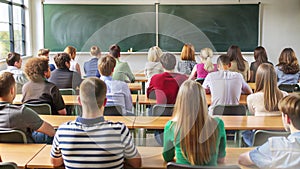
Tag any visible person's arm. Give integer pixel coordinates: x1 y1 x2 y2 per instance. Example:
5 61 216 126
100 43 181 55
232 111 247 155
124 62 135 83
246 95 255 115
241 79 253 94
202 75 211 94
36 121 55 137
76 63 81 77
238 151 254 166
51 156 64 167
50 134 64 167
188 65 197 80
58 108 67 115
216 118 226 164
124 152 142 168
147 77 155 99
162 121 175 162
123 83 133 114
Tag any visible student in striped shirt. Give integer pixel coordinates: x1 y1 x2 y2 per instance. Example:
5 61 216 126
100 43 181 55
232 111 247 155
50 78 141 169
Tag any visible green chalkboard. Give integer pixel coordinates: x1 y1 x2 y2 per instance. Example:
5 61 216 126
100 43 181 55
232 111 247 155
158 4 259 52
44 4 156 52
44 4 259 52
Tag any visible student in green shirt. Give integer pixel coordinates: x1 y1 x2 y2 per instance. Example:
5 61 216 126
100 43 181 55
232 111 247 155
163 80 226 166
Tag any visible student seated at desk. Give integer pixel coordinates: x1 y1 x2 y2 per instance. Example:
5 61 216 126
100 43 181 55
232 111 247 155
48 53 82 90
64 46 81 76
98 55 133 115
50 78 141 168
84 45 101 78
163 80 226 166
275 48 300 86
177 43 197 75
243 63 288 146
38 48 56 71
239 94 300 168
0 72 55 143
22 58 67 115
202 54 252 114
109 44 135 83
0 52 28 94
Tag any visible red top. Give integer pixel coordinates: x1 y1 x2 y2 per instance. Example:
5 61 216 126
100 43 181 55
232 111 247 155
147 72 187 104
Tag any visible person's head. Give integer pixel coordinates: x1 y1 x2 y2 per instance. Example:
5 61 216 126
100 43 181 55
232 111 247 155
98 54 116 76
38 48 50 60
256 63 283 111
277 48 299 74
147 46 163 62
64 46 77 60
54 53 71 69
227 45 245 71
180 43 195 61
200 48 214 72
25 57 50 81
217 54 231 70
79 77 107 111
279 95 300 131
6 52 22 69
254 46 268 64
172 80 218 165
0 72 16 101
90 45 101 58
109 44 121 59
160 53 176 71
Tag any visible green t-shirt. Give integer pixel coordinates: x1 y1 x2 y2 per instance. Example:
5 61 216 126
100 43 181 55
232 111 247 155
163 117 226 166
112 59 135 83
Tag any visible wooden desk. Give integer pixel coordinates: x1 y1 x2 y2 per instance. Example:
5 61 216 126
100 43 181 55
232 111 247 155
248 83 256 91
13 94 79 105
0 143 46 168
27 145 254 169
134 116 284 130
128 83 142 91
138 94 248 105
135 76 148 83
40 115 136 129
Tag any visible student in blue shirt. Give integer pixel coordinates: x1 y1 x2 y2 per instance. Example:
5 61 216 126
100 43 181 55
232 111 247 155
84 45 101 78
239 94 300 168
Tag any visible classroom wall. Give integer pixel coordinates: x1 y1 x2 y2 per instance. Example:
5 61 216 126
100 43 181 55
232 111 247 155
26 0 300 75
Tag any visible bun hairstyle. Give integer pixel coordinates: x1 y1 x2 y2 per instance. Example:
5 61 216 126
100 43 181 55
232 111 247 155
201 48 214 72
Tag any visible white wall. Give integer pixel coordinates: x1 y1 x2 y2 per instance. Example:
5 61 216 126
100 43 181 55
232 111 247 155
28 0 300 74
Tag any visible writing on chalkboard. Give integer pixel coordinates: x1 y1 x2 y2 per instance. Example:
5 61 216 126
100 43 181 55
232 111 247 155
44 4 259 52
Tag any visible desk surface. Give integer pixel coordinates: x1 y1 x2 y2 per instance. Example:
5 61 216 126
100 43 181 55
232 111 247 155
13 94 138 105
138 94 248 105
134 116 284 130
128 83 142 91
135 76 148 83
27 145 254 169
40 115 136 129
0 143 46 168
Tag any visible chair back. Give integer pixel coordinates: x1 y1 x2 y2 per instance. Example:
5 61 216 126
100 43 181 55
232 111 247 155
24 103 52 115
0 129 27 143
0 162 18 169
59 88 76 95
152 104 174 116
278 84 300 93
252 130 290 146
104 105 123 116
167 162 241 169
212 105 246 116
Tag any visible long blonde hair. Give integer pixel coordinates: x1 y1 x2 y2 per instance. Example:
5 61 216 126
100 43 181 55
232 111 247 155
255 63 284 111
173 80 218 165
201 48 214 72
147 46 163 62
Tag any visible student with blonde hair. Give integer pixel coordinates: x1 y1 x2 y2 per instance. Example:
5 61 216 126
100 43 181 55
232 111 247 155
275 48 300 86
242 63 288 146
145 46 164 79
177 43 197 75
163 80 226 166
84 45 101 77
189 47 217 80
64 46 81 76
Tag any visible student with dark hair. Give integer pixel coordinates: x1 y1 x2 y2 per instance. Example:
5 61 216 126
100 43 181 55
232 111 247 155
275 48 300 86
109 44 135 83
1 52 28 93
202 54 252 114
249 46 273 82
22 58 67 115
239 94 300 168
227 45 250 81
98 55 133 115
38 48 56 71
147 53 187 105
48 53 82 90
0 72 55 143
84 45 101 77
50 78 141 168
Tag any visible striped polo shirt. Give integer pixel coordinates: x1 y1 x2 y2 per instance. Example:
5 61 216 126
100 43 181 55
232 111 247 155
51 116 138 169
